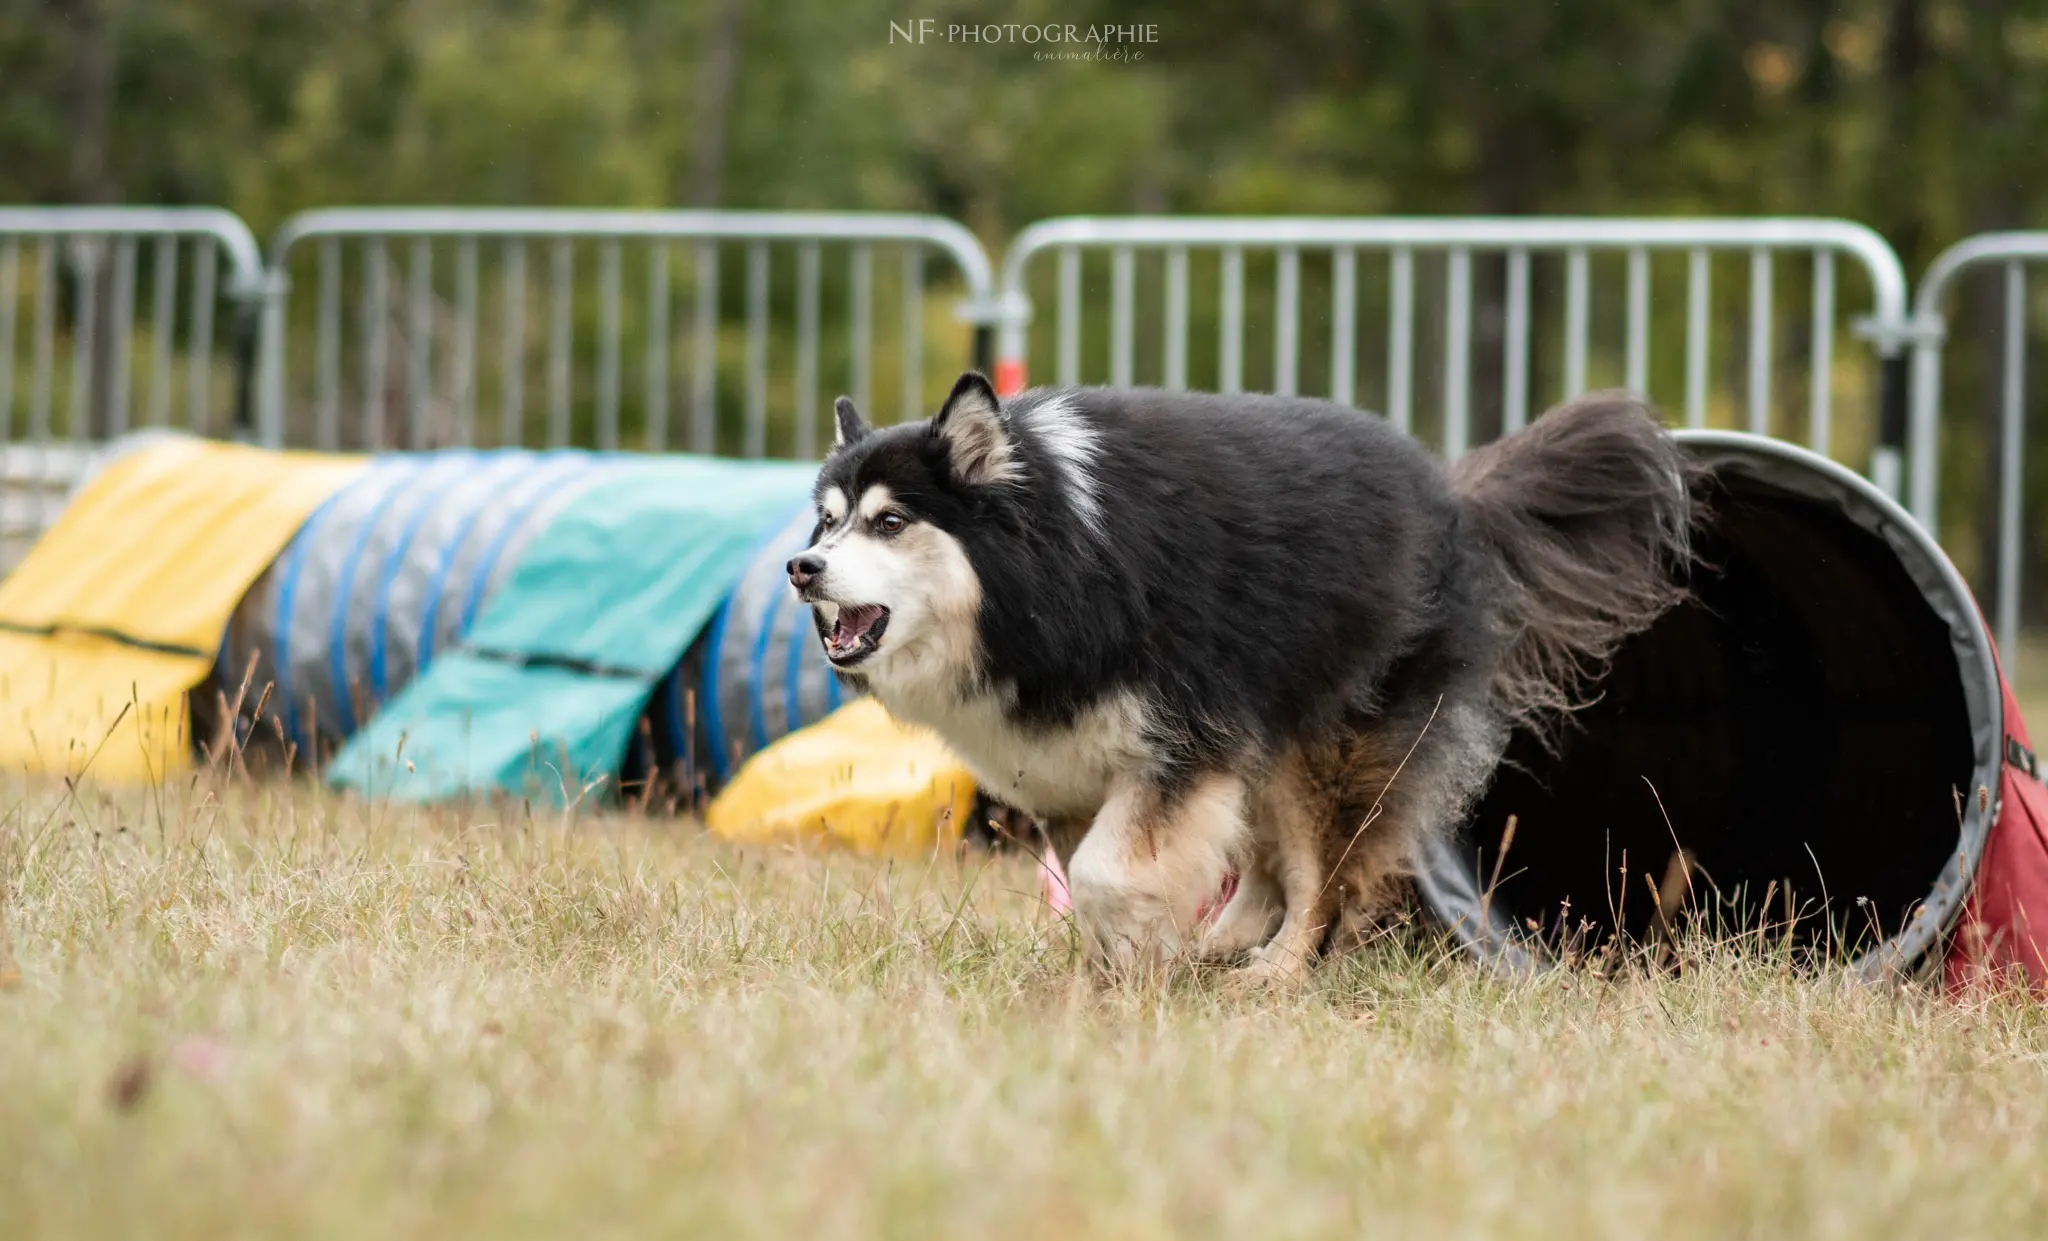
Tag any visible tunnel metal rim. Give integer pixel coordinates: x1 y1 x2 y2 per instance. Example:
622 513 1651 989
1417 429 2004 984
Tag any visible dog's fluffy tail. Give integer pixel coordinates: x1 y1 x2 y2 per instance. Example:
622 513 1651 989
1448 390 1699 739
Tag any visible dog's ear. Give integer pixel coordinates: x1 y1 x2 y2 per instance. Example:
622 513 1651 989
929 372 1019 486
832 397 870 451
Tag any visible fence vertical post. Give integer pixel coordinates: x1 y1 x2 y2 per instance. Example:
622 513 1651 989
250 267 289 447
1873 350 1909 505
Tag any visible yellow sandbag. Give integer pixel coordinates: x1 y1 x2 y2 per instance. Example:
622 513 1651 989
705 698 978 855
0 438 364 782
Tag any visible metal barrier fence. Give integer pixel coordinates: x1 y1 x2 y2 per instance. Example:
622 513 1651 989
255 209 1000 456
0 207 268 559
1909 232 2048 664
993 216 1912 482
23 206 2048 541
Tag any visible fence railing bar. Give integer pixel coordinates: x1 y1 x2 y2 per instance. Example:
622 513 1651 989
1685 248 1709 429
407 237 432 450
850 244 872 421
1098 244 1134 389
270 209 992 297
363 238 388 451
70 242 100 446
1057 245 1081 387
692 242 716 454
1220 246 1245 394
645 242 669 453
1504 248 1530 433
1331 246 1355 407
187 239 215 436
1000 215 1907 268
454 237 478 447
1999 260 2026 668
1110 245 1135 388
31 242 54 486
548 238 573 449
1445 246 1472 458
500 239 525 449
0 240 17 441
1809 248 1834 456
0 206 262 278
1165 246 1189 390
597 238 621 452
1748 247 1773 436
1625 246 1649 396
316 238 339 449
747 242 771 451
899 246 923 425
109 237 135 437
1564 246 1589 399
795 242 820 458
1388 247 1413 431
1275 246 1300 397
147 235 176 428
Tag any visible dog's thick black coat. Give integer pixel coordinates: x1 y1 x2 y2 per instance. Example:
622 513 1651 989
817 385 1486 787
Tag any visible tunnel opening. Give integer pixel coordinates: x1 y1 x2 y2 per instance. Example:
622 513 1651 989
1425 432 2002 973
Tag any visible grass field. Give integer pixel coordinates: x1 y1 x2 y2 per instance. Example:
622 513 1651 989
6 772 2048 1240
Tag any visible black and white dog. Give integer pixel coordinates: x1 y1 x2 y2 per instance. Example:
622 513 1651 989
790 373 1693 981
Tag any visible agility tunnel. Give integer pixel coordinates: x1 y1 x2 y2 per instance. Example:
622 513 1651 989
209 460 842 800
1415 430 2048 987
259 453 823 802
0 432 854 803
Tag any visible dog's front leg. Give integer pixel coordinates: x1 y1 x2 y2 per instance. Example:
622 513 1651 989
1065 773 1247 978
1195 859 1283 962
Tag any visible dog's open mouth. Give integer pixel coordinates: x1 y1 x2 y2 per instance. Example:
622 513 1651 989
824 603 890 666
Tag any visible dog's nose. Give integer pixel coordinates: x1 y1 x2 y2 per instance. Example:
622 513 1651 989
787 553 825 588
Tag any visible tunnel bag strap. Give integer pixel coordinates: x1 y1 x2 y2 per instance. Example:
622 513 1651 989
462 643 654 681
0 616 213 660
2007 735 2040 781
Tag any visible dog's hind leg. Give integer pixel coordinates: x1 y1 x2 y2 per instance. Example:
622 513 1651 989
1066 772 1248 978
1320 701 1508 958
1236 760 1336 986
1233 720 1451 985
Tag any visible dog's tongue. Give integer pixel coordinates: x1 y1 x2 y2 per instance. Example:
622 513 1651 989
832 604 883 648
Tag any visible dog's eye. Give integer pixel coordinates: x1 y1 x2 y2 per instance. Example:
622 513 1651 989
817 511 836 529
877 512 908 535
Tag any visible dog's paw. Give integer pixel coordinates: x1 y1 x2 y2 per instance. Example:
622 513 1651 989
1229 944 1311 991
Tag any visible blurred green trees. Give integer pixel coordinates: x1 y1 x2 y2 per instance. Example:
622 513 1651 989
7 0 2040 253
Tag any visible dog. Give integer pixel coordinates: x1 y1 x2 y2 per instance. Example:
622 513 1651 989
789 372 1694 981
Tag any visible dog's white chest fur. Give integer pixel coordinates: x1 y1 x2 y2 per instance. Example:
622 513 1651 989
874 683 1148 821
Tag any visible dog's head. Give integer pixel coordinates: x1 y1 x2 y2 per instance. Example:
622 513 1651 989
788 372 1018 688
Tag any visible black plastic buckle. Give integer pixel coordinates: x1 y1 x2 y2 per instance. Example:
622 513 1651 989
2006 734 2039 781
